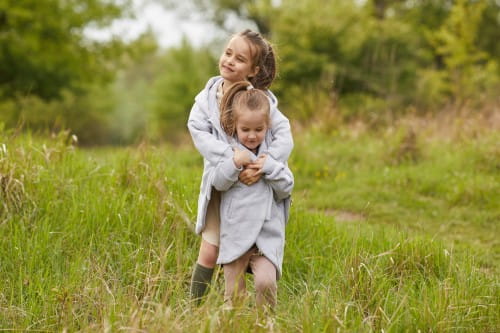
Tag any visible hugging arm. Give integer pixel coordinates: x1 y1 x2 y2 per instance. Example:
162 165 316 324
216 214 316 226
267 106 294 162
187 102 233 165
261 156 294 201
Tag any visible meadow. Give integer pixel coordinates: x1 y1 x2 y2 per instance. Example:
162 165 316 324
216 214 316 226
0 111 498 331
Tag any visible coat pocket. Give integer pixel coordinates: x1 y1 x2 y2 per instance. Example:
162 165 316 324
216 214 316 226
224 197 236 224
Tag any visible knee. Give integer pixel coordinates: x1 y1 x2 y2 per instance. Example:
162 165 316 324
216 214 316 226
198 250 217 267
254 274 276 294
197 241 218 268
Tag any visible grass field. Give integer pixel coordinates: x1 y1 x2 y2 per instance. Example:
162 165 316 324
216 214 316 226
0 113 498 331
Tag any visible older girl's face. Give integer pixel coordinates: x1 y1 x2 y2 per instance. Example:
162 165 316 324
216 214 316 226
235 108 268 152
219 36 259 85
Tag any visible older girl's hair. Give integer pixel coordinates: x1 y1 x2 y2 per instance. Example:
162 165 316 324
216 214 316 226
238 29 277 90
220 81 271 137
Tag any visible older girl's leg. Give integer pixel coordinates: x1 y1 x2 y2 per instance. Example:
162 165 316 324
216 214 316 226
190 191 221 302
197 238 218 268
190 239 218 302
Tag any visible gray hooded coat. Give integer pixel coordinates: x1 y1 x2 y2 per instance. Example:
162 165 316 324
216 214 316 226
212 139 294 278
187 76 293 236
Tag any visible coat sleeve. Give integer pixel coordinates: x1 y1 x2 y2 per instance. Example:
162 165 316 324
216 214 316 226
261 156 294 201
267 105 294 163
212 157 241 192
187 101 234 165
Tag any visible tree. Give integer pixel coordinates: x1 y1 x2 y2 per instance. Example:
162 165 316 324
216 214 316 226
0 0 132 100
426 0 499 102
150 40 217 141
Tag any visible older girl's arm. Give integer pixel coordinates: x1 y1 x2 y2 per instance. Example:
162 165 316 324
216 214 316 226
260 155 294 201
187 102 233 165
267 105 294 162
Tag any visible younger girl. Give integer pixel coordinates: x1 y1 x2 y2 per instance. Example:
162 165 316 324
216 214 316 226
187 30 293 302
212 81 293 308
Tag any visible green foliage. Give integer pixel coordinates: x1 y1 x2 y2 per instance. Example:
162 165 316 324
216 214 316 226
477 0 500 61
150 40 218 141
105 32 161 144
0 0 162 145
413 68 450 110
270 0 426 120
0 29 161 145
0 85 116 145
425 0 499 103
0 0 131 100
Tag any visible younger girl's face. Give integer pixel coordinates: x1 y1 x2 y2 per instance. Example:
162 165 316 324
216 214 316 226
235 108 268 152
219 36 259 85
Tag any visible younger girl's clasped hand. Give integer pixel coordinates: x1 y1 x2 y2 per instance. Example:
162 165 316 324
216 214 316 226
233 150 267 184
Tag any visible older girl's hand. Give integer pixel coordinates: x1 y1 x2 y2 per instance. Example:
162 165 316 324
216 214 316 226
239 167 261 185
238 154 267 185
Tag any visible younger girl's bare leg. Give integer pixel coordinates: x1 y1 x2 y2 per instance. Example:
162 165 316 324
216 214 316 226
250 254 277 309
223 249 254 307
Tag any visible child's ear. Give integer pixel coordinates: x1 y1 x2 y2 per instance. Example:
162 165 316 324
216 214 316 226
249 66 260 78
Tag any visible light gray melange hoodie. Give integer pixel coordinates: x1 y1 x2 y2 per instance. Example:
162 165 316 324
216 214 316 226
187 76 293 236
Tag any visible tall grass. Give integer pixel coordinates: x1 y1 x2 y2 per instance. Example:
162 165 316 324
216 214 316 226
291 117 499 270
0 123 498 331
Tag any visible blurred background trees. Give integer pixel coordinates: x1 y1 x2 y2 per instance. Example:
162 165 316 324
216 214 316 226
0 0 134 143
1 0 498 144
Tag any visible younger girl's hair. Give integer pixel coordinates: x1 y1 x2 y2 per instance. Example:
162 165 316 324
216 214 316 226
220 81 271 137
238 29 277 90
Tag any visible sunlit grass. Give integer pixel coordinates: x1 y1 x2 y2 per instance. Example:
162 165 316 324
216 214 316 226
0 124 498 331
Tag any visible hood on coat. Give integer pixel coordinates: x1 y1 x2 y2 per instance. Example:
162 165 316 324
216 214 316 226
195 76 279 118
